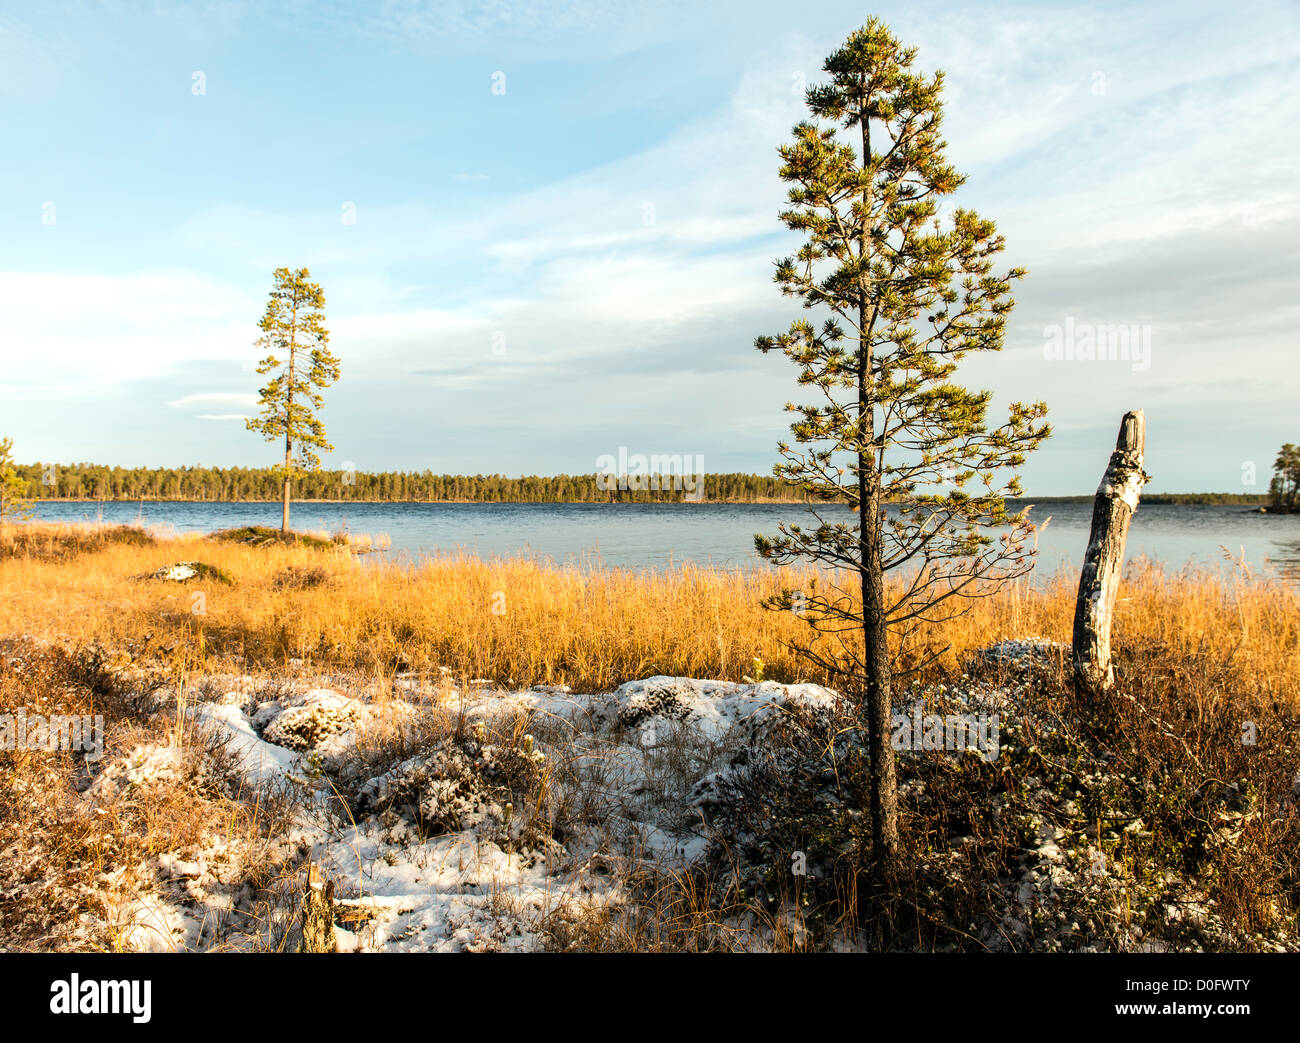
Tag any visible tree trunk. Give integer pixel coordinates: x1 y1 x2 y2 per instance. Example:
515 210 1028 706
283 298 298 534
861 560 900 865
281 368 293 533
298 862 336 953
1073 409 1149 693
856 85 899 870
281 458 291 532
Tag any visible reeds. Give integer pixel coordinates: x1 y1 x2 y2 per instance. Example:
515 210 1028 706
1 523 1295 703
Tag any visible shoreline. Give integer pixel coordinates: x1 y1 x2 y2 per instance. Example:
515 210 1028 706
24 494 1280 506
28 497 813 506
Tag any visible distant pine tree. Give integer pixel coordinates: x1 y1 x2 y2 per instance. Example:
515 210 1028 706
1270 443 1300 510
246 268 341 532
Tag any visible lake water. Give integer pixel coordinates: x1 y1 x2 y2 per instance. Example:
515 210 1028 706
25 499 1300 581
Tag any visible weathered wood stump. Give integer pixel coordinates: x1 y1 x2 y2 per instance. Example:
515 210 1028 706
298 861 337 953
1072 410 1150 693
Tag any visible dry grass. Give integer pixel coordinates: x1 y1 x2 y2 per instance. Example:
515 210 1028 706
1 522 1296 704
0 642 302 951
0 521 155 561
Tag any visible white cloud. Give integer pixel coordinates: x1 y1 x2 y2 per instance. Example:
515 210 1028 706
0 271 258 388
0 271 253 322
169 392 259 411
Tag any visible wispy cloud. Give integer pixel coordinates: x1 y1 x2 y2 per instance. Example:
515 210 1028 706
169 392 259 412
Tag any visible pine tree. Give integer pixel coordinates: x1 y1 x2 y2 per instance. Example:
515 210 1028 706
755 19 1050 869
1271 443 1300 510
246 267 340 532
0 437 34 531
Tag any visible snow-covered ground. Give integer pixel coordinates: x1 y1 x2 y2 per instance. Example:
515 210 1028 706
78 636 1287 954
99 669 849 952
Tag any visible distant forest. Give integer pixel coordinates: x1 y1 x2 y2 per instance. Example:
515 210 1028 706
1024 493 1268 505
15 464 804 503
11 463 1271 505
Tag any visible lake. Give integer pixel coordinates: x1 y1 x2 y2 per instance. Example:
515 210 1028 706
24 499 1300 582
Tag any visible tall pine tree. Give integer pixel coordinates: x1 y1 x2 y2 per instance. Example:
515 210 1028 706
756 19 1050 868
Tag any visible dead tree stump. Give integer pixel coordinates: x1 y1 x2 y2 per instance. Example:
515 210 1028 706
298 862 337 953
1072 410 1150 693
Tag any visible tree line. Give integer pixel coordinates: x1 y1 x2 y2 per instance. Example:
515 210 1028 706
5 461 1275 506
6 463 810 503
1030 492 1268 505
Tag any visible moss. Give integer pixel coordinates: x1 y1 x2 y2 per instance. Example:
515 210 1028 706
189 561 235 585
210 525 335 550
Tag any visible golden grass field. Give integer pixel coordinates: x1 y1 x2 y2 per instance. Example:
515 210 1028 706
1 521 1296 703
3 520 1299 952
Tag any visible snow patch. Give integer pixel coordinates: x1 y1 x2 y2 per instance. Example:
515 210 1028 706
591 676 842 745
83 743 181 801
191 703 299 785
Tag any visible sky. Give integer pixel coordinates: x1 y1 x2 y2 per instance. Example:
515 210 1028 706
1 0 1297 494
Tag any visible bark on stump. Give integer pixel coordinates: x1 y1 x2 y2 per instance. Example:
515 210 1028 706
298 862 337 953
1072 409 1150 693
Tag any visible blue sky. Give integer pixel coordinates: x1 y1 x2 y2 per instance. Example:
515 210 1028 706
1 0 1297 493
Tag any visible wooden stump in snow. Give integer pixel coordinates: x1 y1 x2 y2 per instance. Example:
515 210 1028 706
1072 410 1150 694
298 862 337 953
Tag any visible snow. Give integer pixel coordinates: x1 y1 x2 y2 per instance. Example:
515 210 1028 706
975 638 1067 666
60 633 1298 953
126 673 846 951
82 743 180 802
141 562 199 581
109 641 1250 953
310 820 600 952
115 891 193 952
260 689 363 752
78 658 1017 951
190 703 299 786
76 680 635 950
591 675 841 745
